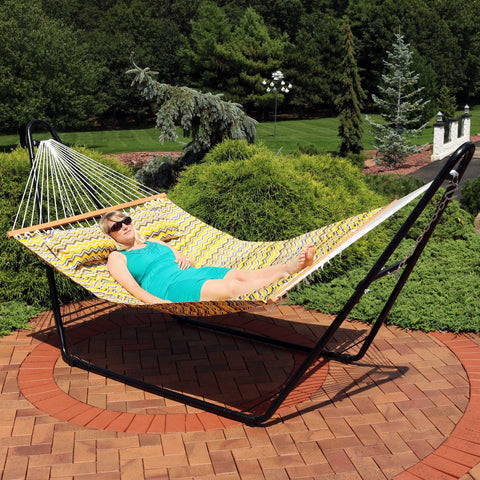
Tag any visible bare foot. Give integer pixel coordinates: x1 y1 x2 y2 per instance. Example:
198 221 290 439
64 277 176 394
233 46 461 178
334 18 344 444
287 245 315 275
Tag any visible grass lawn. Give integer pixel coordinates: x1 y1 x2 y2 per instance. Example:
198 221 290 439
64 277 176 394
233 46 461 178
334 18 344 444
0 107 478 155
0 128 189 154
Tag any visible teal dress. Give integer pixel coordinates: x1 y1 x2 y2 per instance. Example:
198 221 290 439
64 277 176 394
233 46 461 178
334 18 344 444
120 241 230 302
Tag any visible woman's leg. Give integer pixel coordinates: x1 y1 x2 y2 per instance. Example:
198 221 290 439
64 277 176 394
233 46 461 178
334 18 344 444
200 245 314 301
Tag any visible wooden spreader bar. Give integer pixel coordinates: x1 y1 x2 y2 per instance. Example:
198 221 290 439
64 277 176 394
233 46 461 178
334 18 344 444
7 193 166 238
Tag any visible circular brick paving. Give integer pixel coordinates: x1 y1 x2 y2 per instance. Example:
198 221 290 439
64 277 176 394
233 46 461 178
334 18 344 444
18 304 329 433
13 300 480 478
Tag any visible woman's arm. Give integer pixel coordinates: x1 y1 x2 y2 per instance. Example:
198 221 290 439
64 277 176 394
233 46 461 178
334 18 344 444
148 238 195 269
107 251 171 304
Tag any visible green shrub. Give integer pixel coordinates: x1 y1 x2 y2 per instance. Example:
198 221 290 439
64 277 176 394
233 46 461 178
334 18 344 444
0 301 40 336
461 176 480 216
169 140 392 281
0 146 134 333
344 152 368 168
170 140 388 242
292 144 325 156
363 173 426 200
291 232 480 333
134 153 178 191
203 139 266 164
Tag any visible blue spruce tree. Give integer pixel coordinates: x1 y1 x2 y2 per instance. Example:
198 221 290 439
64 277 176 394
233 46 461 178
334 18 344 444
366 33 429 169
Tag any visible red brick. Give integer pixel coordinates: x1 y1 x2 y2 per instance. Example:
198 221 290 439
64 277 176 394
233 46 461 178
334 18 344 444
74 439 96 464
435 445 480 468
423 453 470 477
25 466 51 480
85 410 122 430
236 458 264 478
69 406 104 427
185 441 210 465
147 414 166 434
407 462 458 480
104 413 135 432
446 437 480 456
165 413 186 433
197 412 225 431
125 414 154 433
161 432 185 456
323 449 356 474
120 458 143 479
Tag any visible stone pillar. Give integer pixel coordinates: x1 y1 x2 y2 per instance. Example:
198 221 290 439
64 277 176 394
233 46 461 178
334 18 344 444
432 112 446 161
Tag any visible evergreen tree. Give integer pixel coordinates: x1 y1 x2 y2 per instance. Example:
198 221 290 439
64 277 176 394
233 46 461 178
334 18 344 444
0 0 105 132
128 58 257 174
288 11 343 116
180 1 233 91
437 85 457 120
182 4 289 113
337 21 365 156
229 8 290 112
366 32 429 169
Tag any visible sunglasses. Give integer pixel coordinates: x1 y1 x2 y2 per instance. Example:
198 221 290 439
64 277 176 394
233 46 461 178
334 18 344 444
108 216 132 233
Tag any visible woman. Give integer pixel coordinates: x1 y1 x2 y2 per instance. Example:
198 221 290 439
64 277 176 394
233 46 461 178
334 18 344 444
100 210 314 304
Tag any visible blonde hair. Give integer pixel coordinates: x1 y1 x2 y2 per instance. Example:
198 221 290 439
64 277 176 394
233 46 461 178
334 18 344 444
99 210 144 251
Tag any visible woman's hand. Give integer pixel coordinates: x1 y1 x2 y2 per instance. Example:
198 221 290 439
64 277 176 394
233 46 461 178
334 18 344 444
175 252 195 269
151 298 172 304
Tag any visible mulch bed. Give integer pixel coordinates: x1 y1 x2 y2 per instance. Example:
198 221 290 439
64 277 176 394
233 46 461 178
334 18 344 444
109 151 182 170
363 133 480 176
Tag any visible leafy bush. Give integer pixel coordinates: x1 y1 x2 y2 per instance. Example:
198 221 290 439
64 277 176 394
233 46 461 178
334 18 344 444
290 193 480 333
292 144 325 156
0 146 133 325
170 140 388 242
461 176 480 216
134 153 178 190
363 173 426 200
0 301 40 336
291 232 480 333
203 139 265 164
344 152 367 168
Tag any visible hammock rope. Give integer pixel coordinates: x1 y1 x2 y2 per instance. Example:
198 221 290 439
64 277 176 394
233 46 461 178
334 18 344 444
13 139 158 231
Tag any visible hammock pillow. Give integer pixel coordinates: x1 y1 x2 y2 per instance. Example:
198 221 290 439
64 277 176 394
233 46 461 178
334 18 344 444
47 227 115 269
130 211 183 242
48 219 182 270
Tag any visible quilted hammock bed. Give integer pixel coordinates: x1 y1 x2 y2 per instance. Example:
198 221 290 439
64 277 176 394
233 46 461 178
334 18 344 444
12 194 388 316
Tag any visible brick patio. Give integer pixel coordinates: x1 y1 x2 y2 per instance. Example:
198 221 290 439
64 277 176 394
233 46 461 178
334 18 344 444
1 299 479 479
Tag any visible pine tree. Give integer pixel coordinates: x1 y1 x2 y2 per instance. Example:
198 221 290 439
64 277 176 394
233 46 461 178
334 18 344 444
366 33 429 169
127 57 257 169
437 85 457 120
337 20 365 157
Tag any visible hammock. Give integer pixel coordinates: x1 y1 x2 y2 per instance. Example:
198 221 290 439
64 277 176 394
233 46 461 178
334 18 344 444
7 119 476 425
9 133 431 315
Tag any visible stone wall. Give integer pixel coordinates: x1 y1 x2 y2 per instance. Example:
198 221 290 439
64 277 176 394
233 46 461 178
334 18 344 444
431 106 471 161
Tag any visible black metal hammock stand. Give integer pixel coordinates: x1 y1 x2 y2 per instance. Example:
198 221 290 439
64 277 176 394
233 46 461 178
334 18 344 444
7 119 476 425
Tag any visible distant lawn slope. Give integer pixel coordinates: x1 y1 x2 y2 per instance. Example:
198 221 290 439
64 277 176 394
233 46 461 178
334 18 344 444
0 108 478 155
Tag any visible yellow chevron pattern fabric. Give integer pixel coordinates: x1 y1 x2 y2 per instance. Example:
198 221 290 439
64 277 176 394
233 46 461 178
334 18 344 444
48 227 117 270
46 214 182 271
15 196 383 316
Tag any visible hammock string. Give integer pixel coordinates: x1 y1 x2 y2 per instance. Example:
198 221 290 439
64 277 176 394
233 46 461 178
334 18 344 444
12 139 158 231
